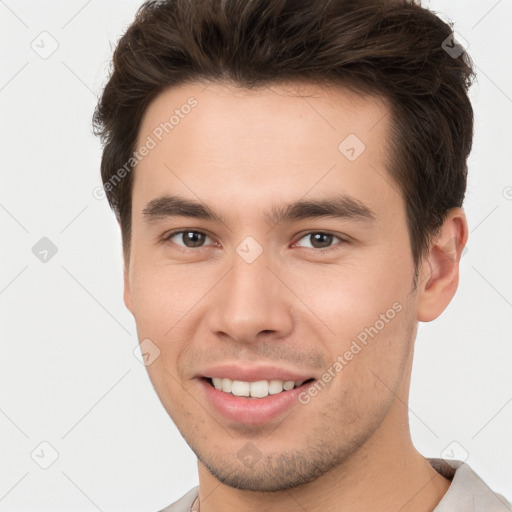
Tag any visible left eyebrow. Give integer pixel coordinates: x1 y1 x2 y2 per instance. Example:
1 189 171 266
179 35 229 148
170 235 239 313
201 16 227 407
141 193 377 226
265 194 377 225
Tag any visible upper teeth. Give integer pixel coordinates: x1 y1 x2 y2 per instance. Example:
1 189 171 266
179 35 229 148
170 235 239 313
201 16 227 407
211 378 305 398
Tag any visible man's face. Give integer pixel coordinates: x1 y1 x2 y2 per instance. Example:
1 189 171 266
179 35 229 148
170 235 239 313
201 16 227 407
125 82 420 491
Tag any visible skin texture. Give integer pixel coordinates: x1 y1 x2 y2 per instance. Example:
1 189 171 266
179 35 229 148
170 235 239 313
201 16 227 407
124 81 468 511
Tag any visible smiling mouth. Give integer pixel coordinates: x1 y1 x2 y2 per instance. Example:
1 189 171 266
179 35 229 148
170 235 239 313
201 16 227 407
204 377 315 398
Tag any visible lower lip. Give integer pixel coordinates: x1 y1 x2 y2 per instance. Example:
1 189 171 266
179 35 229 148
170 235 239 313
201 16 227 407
199 379 313 425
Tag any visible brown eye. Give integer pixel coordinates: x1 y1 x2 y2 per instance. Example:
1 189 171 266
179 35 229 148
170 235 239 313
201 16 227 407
295 232 343 250
165 230 211 248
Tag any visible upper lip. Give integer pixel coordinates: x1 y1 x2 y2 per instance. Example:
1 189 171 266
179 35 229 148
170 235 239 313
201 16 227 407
196 363 316 382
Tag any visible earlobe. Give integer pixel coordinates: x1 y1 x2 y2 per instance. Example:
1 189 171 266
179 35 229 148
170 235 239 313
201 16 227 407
123 263 133 313
416 208 468 322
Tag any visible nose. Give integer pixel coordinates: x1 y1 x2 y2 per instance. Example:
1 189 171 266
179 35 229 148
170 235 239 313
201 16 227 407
206 247 294 344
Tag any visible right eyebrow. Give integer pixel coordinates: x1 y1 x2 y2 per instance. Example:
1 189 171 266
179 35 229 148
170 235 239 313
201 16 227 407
142 195 227 224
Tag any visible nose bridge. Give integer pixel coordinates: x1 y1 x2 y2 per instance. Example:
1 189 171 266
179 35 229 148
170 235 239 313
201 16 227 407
207 244 293 342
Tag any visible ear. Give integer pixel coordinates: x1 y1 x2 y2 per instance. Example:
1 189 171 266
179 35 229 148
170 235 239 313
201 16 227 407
123 259 133 313
416 208 468 322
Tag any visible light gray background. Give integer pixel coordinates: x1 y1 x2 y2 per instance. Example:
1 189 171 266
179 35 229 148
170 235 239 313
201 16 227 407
1 0 511 510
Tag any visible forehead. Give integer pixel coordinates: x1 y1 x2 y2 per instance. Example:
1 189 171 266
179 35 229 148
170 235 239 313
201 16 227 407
132 81 400 224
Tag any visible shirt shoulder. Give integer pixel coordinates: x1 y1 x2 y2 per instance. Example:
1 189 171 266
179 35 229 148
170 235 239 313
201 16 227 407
428 458 512 512
157 486 199 512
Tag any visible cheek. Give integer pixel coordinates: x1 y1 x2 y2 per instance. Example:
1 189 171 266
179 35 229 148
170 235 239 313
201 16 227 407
129 262 207 337
129 264 201 417
128 261 220 405
292 257 414 396
293 259 411 344
305 301 415 437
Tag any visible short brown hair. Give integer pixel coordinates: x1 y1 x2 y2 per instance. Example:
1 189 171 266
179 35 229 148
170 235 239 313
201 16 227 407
93 0 475 269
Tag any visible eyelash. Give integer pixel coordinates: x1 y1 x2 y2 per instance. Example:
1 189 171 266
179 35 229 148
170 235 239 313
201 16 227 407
161 229 348 253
